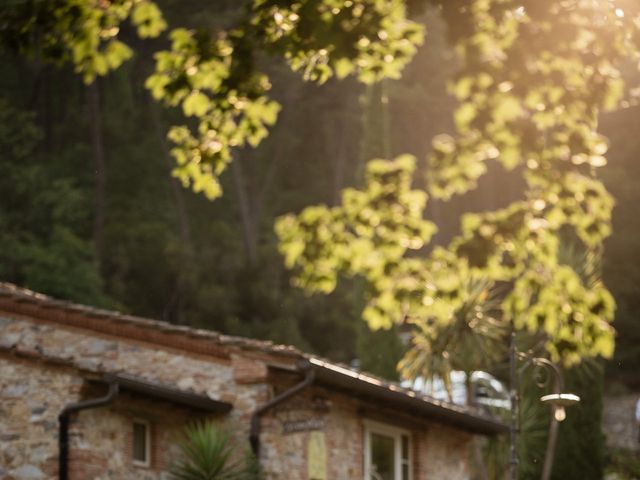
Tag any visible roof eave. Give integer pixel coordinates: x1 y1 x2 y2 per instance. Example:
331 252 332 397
102 373 233 414
308 358 508 436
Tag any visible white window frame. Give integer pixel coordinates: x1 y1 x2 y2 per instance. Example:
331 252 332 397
363 420 412 480
132 418 151 468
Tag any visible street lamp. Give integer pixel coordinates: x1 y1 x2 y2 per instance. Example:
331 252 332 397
540 393 581 422
508 332 581 480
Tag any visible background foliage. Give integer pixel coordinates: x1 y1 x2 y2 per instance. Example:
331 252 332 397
1 1 639 478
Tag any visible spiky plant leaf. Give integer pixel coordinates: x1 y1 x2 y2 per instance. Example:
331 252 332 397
399 277 506 400
169 422 250 480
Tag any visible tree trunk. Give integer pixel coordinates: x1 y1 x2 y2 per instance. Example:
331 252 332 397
86 80 106 268
326 107 349 205
42 67 54 153
149 101 192 247
231 91 293 267
359 81 390 185
148 98 193 324
232 153 259 266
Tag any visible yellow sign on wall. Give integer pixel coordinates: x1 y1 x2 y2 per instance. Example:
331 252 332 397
308 431 327 480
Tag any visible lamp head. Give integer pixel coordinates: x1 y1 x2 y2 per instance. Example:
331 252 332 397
540 393 580 422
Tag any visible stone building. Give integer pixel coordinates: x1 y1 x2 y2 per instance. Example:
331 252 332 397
603 392 640 452
0 282 506 479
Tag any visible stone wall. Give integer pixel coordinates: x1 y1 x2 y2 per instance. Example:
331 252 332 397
260 385 365 479
259 379 474 480
66 393 214 479
1 357 80 479
603 393 640 452
0 313 271 420
1 312 478 480
0 354 228 479
418 424 472 479
0 313 268 479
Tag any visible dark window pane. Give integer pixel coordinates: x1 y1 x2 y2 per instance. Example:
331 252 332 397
133 422 147 463
370 432 395 480
401 435 409 461
402 463 410 480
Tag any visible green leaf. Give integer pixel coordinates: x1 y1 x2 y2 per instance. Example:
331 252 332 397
132 1 167 39
105 40 133 69
183 92 210 117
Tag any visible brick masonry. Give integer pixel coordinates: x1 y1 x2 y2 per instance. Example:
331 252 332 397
0 310 479 479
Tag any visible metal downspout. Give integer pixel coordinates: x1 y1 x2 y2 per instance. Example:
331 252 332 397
249 361 315 455
58 380 119 480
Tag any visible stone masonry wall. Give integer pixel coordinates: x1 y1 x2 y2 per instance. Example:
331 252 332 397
418 424 472 480
603 393 640 452
1 357 80 479
1 312 478 480
260 385 364 479
0 313 269 479
0 313 271 421
66 393 215 479
0 352 235 479
259 379 474 480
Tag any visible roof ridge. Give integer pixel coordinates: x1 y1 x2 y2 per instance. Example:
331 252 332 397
0 281 302 359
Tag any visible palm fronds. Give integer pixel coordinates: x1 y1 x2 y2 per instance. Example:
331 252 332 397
399 277 506 400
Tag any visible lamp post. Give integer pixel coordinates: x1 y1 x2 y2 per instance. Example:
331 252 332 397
509 330 519 480
508 332 580 480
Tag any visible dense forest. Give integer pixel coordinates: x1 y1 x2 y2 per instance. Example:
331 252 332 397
0 0 445 375
2 1 639 478
1 1 637 381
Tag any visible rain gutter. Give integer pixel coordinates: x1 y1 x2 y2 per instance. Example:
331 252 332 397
58 380 119 480
249 361 315 455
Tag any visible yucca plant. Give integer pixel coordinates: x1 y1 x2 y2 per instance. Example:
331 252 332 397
169 421 258 480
